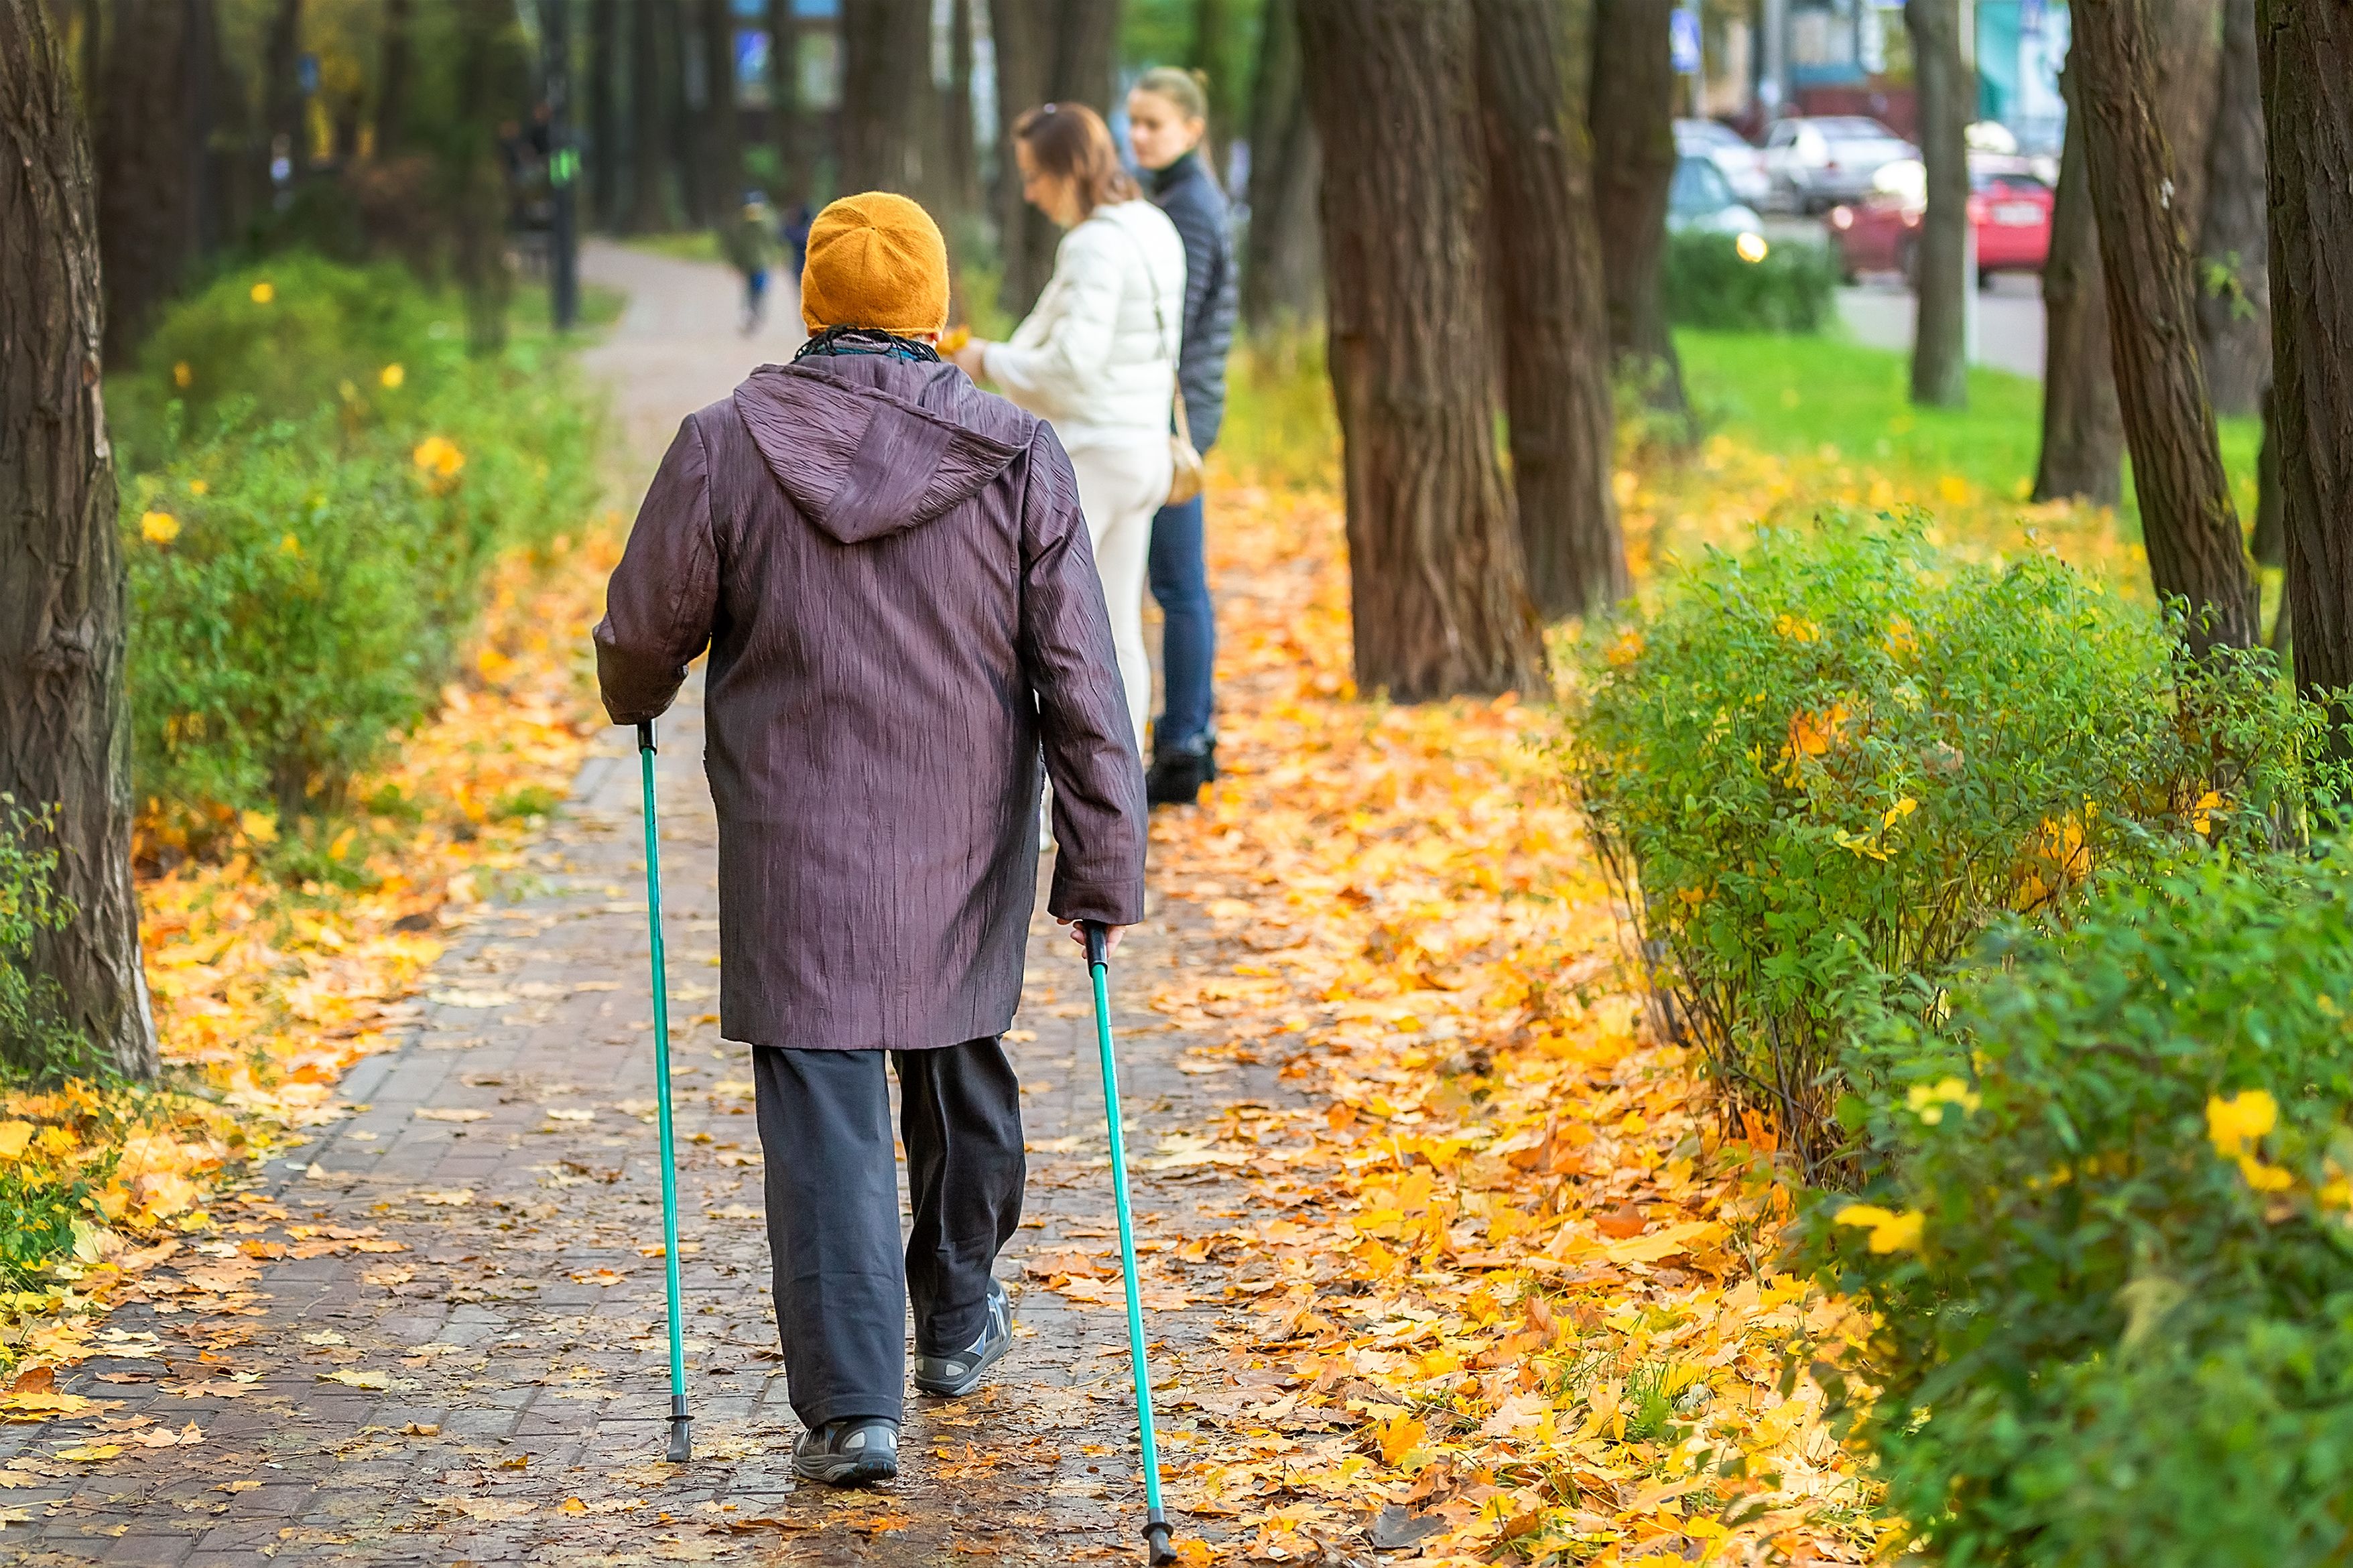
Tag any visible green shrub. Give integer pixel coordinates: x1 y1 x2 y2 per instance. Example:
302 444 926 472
119 253 602 832
1797 842 2353 1567
1568 519 2340 1177
1663 228 1838 333
0 799 97 1080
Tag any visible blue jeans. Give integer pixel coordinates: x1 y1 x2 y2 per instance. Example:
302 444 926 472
1147 493 1214 749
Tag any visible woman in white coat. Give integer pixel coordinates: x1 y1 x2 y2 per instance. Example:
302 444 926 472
950 103 1187 757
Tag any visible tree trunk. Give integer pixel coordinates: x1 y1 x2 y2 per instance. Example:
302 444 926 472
2195 0 2267 417
1470 0 1625 620
2033 57 2125 505
2152 0 2221 249
1588 0 1685 413
700 0 740 212
626 0 669 230
96 0 197 364
2259 0 2353 721
259 0 301 186
0 0 161 1080
2072 0 2256 650
377 0 411 157
451 0 518 354
944 0 979 222
670 0 708 225
1238 0 1321 336
586 0 618 227
1906 0 1968 408
1190 0 1239 144
988 0 1120 316
840 0 932 194
1297 0 1545 701
765 0 802 208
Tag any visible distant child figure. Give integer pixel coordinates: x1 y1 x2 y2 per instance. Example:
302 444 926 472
725 191 781 335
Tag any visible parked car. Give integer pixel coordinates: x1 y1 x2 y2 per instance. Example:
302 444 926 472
1666 154 1765 236
1761 115 1919 212
1826 159 2054 285
1675 117 1770 205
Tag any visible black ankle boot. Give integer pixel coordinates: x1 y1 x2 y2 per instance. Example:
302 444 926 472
1146 737 1216 806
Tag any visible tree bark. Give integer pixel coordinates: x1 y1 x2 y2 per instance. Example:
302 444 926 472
2072 0 2256 650
1588 0 1685 413
1238 0 1321 336
95 0 198 364
2195 0 2267 417
2259 0 2353 721
670 0 708 224
988 0 1120 316
1905 0 1968 407
765 0 803 208
1297 0 1544 701
377 0 411 157
944 0 980 222
2033 57 2125 505
1470 0 1625 620
700 0 741 212
0 0 160 1080
450 0 519 354
1190 0 1239 143
626 0 670 229
840 0 932 194
586 0 619 227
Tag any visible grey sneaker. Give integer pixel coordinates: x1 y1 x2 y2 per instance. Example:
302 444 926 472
792 1417 899 1486
913 1279 1013 1397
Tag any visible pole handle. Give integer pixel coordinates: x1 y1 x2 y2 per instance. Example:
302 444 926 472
1083 920 1109 970
637 720 655 754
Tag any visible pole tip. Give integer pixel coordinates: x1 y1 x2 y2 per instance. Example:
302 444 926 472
667 1417 692 1464
1143 1518 1176 1566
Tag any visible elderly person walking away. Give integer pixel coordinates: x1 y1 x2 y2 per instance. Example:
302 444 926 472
949 103 1188 759
594 192 1147 1488
1126 68 1236 806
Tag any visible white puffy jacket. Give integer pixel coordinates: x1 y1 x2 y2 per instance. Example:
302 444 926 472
984 200 1188 454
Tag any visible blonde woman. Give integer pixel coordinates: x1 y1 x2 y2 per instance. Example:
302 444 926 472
950 103 1186 757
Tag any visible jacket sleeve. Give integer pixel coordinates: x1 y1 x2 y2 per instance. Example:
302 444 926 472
984 227 1123 411
1170 182 1236 454
1016 426 1148 925
593 415 719 726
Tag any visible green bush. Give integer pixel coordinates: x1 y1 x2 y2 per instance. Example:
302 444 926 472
1797 842 2353 1567
119 254 601 832
1568 519 2340 1177
1663 228 1838 333
0 799 97 1080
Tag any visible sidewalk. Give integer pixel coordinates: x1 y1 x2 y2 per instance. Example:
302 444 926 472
0 243 1280 1567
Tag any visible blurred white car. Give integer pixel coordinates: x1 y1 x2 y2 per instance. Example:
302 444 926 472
1674 118 1771 205
1761 115 1919 212
1667 154 1765 235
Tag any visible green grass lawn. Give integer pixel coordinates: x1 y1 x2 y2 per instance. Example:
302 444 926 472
623 231 725 265
1676 328 2265 533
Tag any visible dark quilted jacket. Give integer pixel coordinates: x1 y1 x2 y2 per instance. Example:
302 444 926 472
593 354 1147 1051
1146 152 1237 454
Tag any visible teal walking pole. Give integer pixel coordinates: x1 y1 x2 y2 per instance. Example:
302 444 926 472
1084 921 1177 1567
637 721 692 1464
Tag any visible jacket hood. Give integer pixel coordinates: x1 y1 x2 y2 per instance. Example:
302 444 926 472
733 361 1021 544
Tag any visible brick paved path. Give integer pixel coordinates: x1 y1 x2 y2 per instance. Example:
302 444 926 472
1 247 1285 1567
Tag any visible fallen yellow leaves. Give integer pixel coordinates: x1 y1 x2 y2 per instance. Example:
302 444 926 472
1135 477 1874 1563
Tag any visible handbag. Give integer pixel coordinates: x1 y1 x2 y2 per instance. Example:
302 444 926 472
1116 214 1206 508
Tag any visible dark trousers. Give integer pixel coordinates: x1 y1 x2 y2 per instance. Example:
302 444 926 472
752 1038 1024 1429
1147 492 1216 748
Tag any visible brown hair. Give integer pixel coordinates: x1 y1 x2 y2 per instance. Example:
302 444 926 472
1012 101 1139 218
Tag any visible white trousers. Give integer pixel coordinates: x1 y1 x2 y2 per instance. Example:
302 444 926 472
1065 437 1171 759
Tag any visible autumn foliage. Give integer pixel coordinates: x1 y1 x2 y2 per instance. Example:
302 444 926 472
1570 520 2339 1177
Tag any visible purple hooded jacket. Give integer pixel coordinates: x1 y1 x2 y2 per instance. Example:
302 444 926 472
594 352 1147 1052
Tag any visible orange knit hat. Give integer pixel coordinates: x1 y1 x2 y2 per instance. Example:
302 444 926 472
799 192 952 337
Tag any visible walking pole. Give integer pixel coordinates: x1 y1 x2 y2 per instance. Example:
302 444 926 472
637 720 693 1464
1084 921 1178 1567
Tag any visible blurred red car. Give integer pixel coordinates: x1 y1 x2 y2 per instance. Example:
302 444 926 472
1827 161 2054 285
